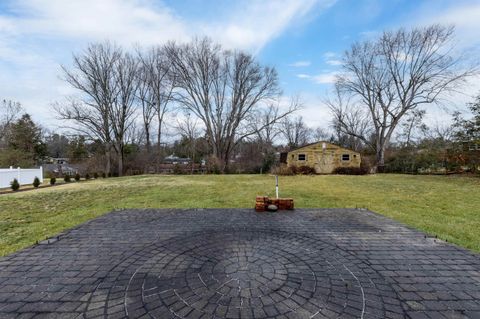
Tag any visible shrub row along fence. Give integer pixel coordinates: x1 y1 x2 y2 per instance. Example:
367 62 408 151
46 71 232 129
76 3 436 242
0 167 43 188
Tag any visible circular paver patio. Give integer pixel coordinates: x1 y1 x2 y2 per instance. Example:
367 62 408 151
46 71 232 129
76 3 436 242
0 209 479 318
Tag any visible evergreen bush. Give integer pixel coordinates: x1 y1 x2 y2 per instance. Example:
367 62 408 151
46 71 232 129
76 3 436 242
10 178 20 191
332 167 369 175
50 177 56 185
270 165 295 176
32 177 40 188
289 165 316 175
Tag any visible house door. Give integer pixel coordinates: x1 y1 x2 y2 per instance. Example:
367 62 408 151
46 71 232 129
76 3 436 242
314 152 335 174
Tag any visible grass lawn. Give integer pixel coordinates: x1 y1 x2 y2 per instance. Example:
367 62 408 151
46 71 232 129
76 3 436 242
0 174 479 256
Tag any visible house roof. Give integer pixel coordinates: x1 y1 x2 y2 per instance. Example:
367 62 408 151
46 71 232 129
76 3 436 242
287 141 360 154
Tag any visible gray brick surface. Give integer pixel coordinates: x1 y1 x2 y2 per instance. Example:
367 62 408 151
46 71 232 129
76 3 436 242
0 208 479 318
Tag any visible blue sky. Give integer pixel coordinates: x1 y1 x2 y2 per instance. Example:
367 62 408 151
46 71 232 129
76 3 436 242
1 0 479 131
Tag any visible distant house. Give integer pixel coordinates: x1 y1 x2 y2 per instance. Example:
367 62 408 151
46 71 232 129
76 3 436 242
44 157 70 165
463 140 480 152
43 163 78 176
52 157 69 165
283 141 361 174
163 155 191 165
460 140 480 172
43 158 79 176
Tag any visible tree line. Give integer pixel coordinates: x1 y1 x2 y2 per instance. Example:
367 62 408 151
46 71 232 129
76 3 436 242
1 24 478 175
55 38 298 175
328 24 477 172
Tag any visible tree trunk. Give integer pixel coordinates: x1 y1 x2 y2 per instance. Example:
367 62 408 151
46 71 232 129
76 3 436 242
222 158 228 174
144 127 151 174
105 144 111 175
145 127 151 154
156 116 163 173
117 147 123 177
222 148 232 174
376 146 386 173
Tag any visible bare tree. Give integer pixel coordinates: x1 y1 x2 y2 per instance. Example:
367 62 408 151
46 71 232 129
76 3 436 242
334 25 476 171
166 38 294 172
0 100 22 144
177 113 200 141
56 42 121 174
397 109 427 147
250 103 284 146
326 85 371 151
57 43 139 176
110 52 138 176
425 121 454 142
125 122 145 147
280 116 312 149
312 127 330 142
176 113 201 173
136 46 174 162
248 102 291 171
136 59 156 153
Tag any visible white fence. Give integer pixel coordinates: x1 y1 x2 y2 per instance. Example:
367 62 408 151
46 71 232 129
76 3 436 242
0 167 43 189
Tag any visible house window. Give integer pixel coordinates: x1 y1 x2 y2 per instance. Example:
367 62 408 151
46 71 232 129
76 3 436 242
298 154 306 161
342 154 350 161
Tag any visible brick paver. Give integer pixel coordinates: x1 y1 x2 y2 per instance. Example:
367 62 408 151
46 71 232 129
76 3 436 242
0 208 479 318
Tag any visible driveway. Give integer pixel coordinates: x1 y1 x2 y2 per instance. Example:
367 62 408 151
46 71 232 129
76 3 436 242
0 209 479 318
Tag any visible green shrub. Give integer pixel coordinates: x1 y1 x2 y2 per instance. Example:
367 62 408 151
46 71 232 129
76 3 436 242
32 177 41 188
173 164 184 174
93 172 99 179
272 165 316 175
206 156 221 174
270 165 295 176
85 173 90 180
50 177 56 185
333 166 369 175
10 178 20 191
74 173 81 182
102 172 107 178
64 175 71 183
292 165 316 175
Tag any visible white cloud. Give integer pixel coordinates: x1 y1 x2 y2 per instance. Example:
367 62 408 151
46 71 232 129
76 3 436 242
1 0 338 51
296 74 311 79
296 70 339 84
313 71 339 84
289 60 311 67
321 51 342 66
412 1 480 112
325 59 342 66
323 51 336 59
201 0 335 52
419 2 480 50
6 0 190 46
0 0 192 126
297 93 332 129
0 0 332 127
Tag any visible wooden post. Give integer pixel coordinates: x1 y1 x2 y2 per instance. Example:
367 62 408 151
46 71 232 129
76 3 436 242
275 175 279 199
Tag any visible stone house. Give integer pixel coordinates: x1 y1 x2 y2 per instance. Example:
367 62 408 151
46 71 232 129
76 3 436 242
283 141 361 174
